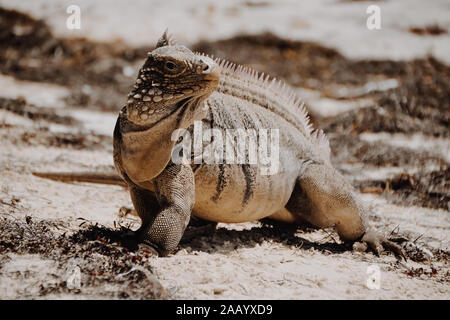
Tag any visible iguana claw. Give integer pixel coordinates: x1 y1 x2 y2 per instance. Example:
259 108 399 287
354 230 406 260
139 241 160 256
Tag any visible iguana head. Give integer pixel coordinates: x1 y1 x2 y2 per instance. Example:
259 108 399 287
125 30 220 126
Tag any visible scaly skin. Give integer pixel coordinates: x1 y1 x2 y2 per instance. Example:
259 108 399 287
34 31 404 258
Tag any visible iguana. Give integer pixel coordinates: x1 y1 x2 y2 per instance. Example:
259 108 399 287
34 31 403 258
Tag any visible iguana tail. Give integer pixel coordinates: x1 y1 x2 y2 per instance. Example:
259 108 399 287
32 172 127 187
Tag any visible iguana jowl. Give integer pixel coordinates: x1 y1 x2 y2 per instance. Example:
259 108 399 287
35 31 403 257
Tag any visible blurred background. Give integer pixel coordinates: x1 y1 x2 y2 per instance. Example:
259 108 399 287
0 0 448 299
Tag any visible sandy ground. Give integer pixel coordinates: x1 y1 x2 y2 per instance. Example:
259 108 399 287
0 1 449 299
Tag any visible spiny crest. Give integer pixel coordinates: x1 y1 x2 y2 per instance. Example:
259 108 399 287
195 52 312 133
217 56 312 132
311 129 331 161
194 51 330 154
155 28 177 49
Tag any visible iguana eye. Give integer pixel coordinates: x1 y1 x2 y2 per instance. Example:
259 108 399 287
164 61 177 71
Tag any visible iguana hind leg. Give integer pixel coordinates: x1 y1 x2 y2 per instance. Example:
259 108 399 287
286 163 404 257
286 163 367 241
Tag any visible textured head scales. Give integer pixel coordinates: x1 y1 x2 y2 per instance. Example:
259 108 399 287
125 30 220 126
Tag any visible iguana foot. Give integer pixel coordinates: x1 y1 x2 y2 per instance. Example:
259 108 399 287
119 223 176 257
119 229 160 256
353 230 406 260
139 240 160 256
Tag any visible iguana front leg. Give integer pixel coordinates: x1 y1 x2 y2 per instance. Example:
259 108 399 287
131 163 195 256
286 163 404 258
